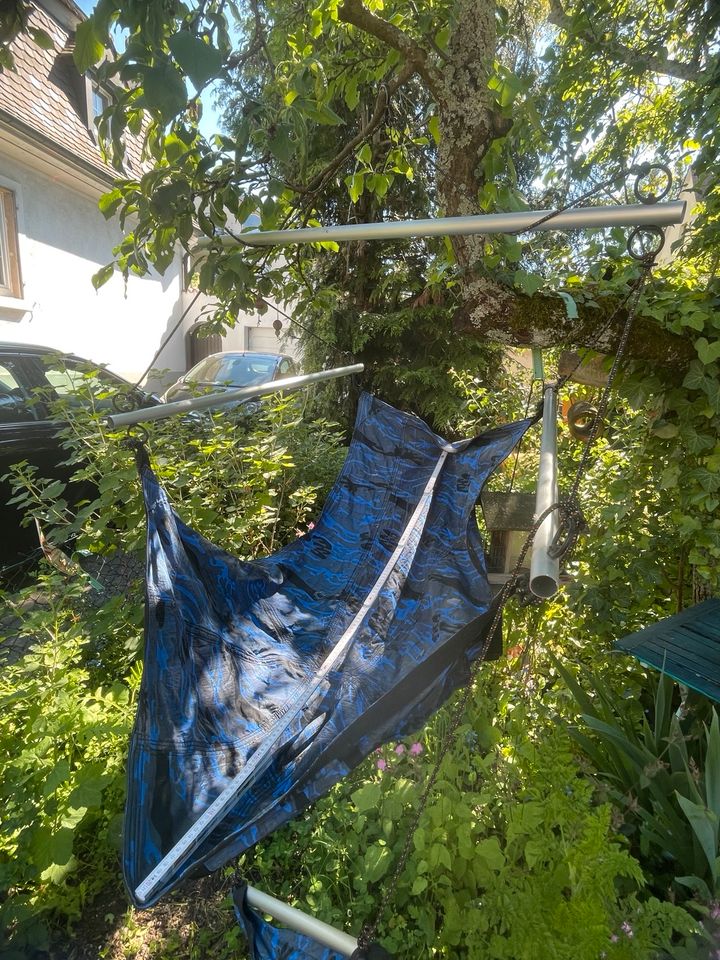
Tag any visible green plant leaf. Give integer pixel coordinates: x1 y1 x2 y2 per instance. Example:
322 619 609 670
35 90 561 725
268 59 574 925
73 19 104 72
168 31 223 90
140 62 188 121
676 792 719 883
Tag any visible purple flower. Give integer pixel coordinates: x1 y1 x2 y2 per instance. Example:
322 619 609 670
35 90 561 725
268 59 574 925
377 759 387 771
395 744 405 755
410 742 423 756
620 921 634 939
710 901 720 921
610 934 619 944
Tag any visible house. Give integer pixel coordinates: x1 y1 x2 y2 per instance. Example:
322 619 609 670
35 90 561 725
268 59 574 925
0 0 295 390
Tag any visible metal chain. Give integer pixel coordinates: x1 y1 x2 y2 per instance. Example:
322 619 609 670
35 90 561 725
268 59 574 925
356 499 560 949
549 261 654 561
358 237 660 951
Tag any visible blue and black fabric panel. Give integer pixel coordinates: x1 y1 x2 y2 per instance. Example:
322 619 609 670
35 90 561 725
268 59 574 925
232 886 393 959
123 393 536 906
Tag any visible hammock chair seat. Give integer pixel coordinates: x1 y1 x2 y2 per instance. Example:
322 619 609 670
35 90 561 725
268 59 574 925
123 393 534 908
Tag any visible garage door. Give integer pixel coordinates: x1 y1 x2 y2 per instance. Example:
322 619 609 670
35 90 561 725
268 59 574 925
248 326 281 353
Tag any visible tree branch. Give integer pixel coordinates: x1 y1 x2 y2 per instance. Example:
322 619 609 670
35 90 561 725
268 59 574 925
453 284 696 367
338 0 443 99
548 0 708 84
300 61 416 196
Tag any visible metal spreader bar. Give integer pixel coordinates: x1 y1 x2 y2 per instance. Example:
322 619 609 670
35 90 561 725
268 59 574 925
245 885 358 956
104 363 364 428
530 383 560 599
227 201 685 247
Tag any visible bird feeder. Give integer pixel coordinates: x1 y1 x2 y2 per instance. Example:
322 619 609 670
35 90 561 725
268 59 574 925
481 491 536 588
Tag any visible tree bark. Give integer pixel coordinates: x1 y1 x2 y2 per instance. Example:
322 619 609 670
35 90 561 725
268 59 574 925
452 287 695 366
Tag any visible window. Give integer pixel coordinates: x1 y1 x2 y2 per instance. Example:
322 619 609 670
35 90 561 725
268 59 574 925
0 360 36 424
0 189 22 299
91 84 110 120
187 354 278 387
277 359 295 378
39 357 127 413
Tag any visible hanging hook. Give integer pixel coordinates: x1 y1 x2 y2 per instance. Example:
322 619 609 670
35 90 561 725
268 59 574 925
630 163 673 205
627 224 665 262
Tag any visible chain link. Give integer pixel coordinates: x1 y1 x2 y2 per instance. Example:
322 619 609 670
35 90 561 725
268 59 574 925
358 245 658 950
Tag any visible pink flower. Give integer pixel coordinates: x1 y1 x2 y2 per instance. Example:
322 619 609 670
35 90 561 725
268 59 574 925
308 521 315 531
409 742 423 756
395 744 405 755
711 901 720 921
377 759 387 771
620 922 633 939
610 934 619 943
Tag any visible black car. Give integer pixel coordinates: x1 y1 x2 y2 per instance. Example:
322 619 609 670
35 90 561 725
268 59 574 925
163 352 297 407
0 343 157 574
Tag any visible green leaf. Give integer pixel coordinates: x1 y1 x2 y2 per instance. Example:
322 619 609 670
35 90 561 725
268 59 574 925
31 826 74 869
345 75 360 110
705 710 720 821
98 189 123 220
351 781 381 813
513 270 543 296
428 115 440 145
68 774 108 809
676 792 719 883
141 62 188 121
29 27 55 50
410 876 428 895
73 19 104 73
695 337 720 365
92 263 114 290
345 172 364 203
168 32 223 90
363 842 391 882
43 759 70 797
475 837 505 872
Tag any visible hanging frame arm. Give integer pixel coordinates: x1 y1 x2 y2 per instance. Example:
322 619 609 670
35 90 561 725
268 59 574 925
104 364 364 429
244 884 359 956
203 201 685 249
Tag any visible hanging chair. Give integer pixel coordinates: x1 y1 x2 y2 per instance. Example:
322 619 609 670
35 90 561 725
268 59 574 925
122 392 537 949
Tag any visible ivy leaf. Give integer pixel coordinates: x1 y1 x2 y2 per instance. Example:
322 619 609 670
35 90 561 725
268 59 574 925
73 19 104 73
168 32 223 90
141 62 188 121
695 337 720 365
514 270 544 296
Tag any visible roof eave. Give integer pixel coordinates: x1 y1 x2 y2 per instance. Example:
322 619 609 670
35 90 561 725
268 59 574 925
0 108 117 190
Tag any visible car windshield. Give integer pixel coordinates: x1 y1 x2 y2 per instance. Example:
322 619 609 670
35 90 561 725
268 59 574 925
186 355 277 386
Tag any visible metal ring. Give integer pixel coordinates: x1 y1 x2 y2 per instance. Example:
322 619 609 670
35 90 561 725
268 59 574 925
567 400 600 441
627 225 665 261
121 424 149 445
633 163 672 205
112 390 139 413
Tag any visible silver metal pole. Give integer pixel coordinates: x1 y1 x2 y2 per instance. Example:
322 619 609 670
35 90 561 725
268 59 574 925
218 201 685 248
104 364 364 429
530 383 560 599
245 885 358 956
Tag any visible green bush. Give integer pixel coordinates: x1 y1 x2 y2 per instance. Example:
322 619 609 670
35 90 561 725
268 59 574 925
236 670 694 958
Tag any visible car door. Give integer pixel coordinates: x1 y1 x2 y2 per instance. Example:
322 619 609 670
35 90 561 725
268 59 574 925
0 353 58 570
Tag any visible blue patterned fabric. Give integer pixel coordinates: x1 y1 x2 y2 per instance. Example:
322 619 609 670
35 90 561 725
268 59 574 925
123 393 535 908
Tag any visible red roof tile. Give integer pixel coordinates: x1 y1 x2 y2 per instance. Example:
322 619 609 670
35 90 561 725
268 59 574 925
0 2 144 180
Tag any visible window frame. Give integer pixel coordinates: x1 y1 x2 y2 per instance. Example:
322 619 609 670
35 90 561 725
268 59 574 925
0 188 23 300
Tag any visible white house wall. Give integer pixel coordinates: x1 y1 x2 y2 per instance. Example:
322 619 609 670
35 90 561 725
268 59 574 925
0 153 191 385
